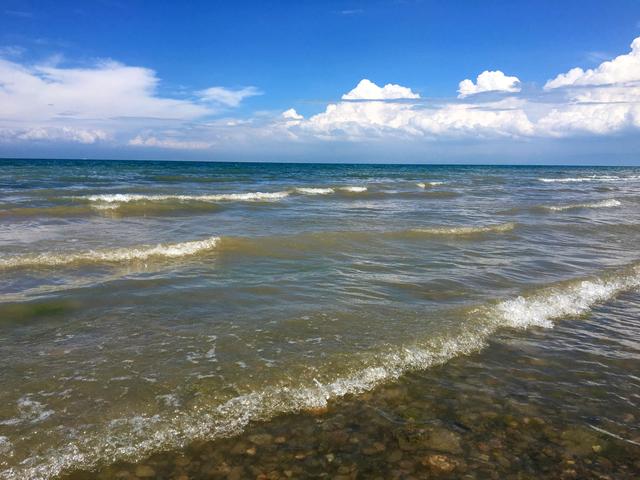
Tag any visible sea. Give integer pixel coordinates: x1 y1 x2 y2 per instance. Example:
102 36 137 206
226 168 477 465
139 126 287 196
0 159 639 479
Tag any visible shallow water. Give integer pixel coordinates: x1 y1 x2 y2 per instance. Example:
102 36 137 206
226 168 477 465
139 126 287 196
1 160 639 479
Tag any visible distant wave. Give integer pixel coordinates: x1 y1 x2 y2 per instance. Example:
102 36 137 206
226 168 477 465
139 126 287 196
417 181 444 188
340 186 368 193
75 187 368 206
8 260 640 480
545 199 621 212
294 187 334 195
539 175 640 183
410 222 515 235
0 237 220 269
80 192 290 203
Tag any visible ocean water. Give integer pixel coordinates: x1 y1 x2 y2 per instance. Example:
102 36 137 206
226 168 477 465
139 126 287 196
1 160 639 479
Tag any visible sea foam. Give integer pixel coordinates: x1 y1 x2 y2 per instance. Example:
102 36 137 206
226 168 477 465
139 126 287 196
81 192 289 203
294 187 335 195
417 181 444 188
538 175 640 183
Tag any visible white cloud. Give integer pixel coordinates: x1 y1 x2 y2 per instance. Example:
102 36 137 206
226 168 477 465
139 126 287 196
282 108 303 120
0 126 108 144
198 86 262 107
0 57 262 145
3 36 640 152
545 37 640 89
129 135 211 150
0 58 209 123
297 82 533 140
341 79 420 100
536 102 640 136
458 70 521 98
533 36 640 136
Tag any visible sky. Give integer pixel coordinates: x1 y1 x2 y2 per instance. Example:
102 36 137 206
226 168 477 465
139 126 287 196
1 0 640 163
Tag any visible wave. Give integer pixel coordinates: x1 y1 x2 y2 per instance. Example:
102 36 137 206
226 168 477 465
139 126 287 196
73 186 369 207
0 224 514 272
0 237 220 269
294 187 334 195
538 175 640 183
80 192 290 203
417 181 444 188
545 199 621 212
6 261 639 480
410 222 515 235
340 186 368 193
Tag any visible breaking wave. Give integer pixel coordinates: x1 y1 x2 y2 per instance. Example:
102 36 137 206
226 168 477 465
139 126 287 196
0 237 220 269
294 187 335 195
73 186 369 208
417 181 444 188
6 262 639 480
545 199 621 212
80 192 290 203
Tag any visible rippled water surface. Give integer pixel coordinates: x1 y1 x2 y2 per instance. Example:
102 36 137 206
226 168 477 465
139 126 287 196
1 160 639 479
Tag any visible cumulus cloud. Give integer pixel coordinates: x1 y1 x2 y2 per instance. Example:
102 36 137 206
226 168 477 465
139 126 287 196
458 70 521 98
298 87 533 140
534 36 640 136
198 86 262 107
341 79 420 100
282 108 303 120
545 37 640 89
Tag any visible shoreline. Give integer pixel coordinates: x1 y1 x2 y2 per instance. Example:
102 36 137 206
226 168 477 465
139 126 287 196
62 293 640 480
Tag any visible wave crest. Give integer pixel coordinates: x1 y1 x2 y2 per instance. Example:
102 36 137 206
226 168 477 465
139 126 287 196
80 192 289 203
539 175 640 183
545 199 621 211
411 222 516 235
0 237 220 269
417 181 444 188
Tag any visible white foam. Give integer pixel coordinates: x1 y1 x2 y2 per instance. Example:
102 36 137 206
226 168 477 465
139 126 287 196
0 396 55 427
0 436 12 456
493 270 640 330
5 263 640 480
80 192 289 203
546 199 621 211
539 175 640 183
417 181 444 188
0 236 220 269
340 186 368 193
295 187 335 195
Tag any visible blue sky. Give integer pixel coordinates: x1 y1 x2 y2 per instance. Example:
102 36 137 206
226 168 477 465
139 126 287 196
1 0 640 162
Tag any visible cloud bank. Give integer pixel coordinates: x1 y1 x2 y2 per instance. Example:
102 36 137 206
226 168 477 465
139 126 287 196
1 36 640 155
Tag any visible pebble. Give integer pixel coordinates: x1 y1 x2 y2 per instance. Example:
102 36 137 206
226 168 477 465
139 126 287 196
422 427 462 454
423 454 457 473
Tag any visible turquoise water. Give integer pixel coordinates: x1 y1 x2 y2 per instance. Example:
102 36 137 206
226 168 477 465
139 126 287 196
1 160 639 479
